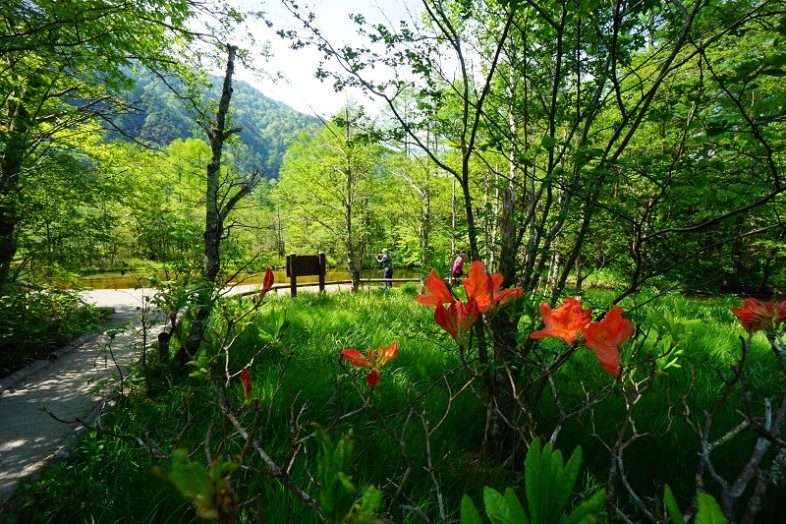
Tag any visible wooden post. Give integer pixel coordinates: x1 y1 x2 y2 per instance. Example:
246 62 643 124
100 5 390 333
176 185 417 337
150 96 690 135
318 251 326 293
289 252 297 297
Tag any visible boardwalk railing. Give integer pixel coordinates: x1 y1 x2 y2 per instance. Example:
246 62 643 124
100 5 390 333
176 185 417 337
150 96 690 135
237 278 421 298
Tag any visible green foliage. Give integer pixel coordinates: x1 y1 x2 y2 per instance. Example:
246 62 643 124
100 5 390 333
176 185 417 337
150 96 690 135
313 424 382 524
156 449 239 521
273 108 386 271
399 281 420 296
116 74 318 178
0 287 102 376
461 439 604 524
256 306 287 346
7 292 785 522
663 485 729 524
9 429 185 523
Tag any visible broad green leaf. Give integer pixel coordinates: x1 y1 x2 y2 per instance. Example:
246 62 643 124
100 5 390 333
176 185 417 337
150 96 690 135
563 489 605 524
555 446 582 518
761 68 786 77
484 486 511 523
541 135 557 150
694 493 729 524
503 488 529 524
167 450 211 500
663 485 685 524
164 450 237 521
461 494 486 524
524 439 542 524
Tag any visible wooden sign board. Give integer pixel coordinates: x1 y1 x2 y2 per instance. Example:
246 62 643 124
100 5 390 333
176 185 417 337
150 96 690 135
285 252 326 297
286 255 322 277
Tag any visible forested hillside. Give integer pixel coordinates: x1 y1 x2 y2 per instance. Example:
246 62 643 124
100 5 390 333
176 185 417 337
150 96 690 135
111 74 319 179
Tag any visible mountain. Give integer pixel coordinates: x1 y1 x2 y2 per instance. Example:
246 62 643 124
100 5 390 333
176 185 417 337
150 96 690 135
112 74 319 179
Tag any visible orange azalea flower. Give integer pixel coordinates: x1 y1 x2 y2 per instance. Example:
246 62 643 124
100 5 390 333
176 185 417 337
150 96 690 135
731 298 776 332
415 270 455 307
462 261 494 312
461 260 523 313
434 298 480 347
583 306 634 377
240 367 252 397
493 285 524 308
341 349 372 368
530 298 591 345
341 342 398 389
370 341 399 368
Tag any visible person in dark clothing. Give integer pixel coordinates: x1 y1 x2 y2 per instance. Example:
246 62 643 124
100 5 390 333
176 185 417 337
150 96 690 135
376 248 393 288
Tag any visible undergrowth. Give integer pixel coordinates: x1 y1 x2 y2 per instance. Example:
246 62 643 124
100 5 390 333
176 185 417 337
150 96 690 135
0 286 104 378
5 289 785 522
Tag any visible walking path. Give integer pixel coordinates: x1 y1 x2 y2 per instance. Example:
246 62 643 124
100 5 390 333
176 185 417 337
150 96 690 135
0 282 355 509
0 288 164 507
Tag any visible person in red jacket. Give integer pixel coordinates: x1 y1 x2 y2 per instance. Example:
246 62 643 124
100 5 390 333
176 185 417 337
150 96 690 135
451 250 465 285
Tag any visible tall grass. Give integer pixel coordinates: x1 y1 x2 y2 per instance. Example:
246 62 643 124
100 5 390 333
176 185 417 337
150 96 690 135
6 289 784 522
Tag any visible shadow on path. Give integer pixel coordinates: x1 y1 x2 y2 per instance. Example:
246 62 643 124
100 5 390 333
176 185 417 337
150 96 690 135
0 288 163 507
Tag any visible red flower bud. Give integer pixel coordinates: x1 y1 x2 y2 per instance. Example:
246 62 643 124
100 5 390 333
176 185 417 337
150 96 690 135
261 267 274 295
240 367 252 397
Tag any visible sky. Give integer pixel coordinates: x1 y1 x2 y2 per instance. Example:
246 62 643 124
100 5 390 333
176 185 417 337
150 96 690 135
228 0 422 117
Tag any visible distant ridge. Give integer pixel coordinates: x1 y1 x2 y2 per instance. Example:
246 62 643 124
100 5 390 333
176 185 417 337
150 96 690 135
110 74 320 179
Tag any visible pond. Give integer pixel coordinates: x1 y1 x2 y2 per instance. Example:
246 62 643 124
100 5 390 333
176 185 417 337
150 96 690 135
80 268 423 289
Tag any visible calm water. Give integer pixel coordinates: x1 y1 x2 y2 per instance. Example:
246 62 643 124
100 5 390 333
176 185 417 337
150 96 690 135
81 269 421 289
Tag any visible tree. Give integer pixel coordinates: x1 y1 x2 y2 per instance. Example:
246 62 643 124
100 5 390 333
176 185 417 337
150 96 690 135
0 0 199 287
177 44 263 363
274 106 382 291
277 0 786 448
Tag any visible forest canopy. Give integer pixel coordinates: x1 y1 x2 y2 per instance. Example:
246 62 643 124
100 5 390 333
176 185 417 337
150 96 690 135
2 1 786 523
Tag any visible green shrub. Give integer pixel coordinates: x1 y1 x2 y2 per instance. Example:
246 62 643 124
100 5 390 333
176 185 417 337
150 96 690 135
0 286 102 377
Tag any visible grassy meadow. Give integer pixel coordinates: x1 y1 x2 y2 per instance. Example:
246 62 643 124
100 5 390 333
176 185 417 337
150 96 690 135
5 286 785 523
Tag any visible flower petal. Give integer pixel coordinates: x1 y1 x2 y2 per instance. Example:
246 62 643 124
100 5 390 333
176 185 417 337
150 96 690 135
366 368 381 389
415 270 455 307
463 261 493 312
434 299 479 347
341 348 371 368
262 267 275 294
377 341 398 367
731 298 775 332
240 367 252 397
582 306 633 377
434 305 458 341
530 298 591 345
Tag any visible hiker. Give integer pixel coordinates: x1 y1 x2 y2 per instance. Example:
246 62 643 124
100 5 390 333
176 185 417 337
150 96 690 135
376 248 393 288
451 250 465 285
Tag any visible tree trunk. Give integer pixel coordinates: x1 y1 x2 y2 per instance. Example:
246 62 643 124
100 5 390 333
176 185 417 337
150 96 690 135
177 44 239 363
0 100 30 287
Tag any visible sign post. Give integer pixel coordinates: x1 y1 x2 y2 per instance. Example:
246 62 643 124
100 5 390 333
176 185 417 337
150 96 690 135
286 252 327 297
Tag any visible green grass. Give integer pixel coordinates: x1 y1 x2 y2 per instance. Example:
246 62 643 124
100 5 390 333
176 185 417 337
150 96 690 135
6 289 785 522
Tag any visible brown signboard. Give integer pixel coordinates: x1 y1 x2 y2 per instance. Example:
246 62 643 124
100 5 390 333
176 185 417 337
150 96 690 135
286 252 326 297
286 255 322 277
